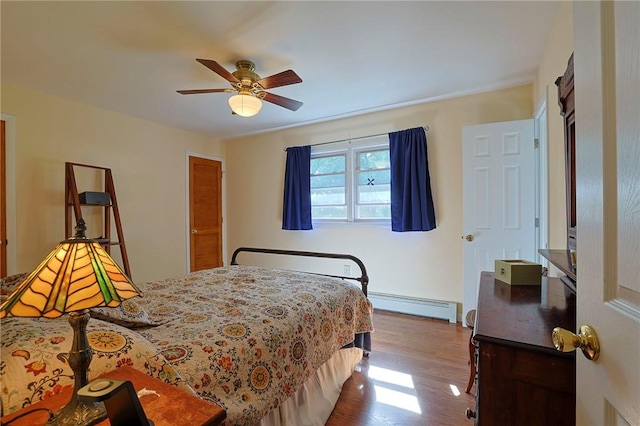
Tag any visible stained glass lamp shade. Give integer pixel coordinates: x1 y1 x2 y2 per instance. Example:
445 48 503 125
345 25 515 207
0 220 142 426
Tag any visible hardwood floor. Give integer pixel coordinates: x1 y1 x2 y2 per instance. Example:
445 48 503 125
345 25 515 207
326 310 476 426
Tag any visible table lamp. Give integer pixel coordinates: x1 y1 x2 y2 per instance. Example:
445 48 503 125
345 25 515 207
0 219 143 426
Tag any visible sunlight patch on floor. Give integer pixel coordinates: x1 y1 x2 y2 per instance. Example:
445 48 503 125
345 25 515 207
373 385 422 414
449 384 461 396
367 365 415 389
367 365 422 414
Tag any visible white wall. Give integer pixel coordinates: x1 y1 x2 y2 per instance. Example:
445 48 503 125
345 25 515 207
534 1 574 261
1 83 223 282
225 85 533 307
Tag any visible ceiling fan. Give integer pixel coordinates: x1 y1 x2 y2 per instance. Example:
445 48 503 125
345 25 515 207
177 59 303 117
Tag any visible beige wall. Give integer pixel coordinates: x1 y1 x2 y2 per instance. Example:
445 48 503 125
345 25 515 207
534 1 574 262
1 83 223 282
225 85 533 305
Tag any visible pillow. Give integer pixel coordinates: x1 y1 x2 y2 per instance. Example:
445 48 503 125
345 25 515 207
0 272 29 296
90 298 156 328
1 316 192 415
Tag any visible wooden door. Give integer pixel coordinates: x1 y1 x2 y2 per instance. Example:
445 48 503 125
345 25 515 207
0 120 6 277
189 156 223 272
573 2 640 424
462 119 536 319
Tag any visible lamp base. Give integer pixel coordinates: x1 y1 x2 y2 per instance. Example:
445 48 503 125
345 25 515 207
45 310 107 426
45 397 107 426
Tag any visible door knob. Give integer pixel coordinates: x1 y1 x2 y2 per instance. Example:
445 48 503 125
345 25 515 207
464 234 474 242
191 229 198 234
552 325 600 361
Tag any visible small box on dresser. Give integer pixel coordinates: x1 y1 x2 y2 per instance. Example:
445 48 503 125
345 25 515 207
494 259 541 285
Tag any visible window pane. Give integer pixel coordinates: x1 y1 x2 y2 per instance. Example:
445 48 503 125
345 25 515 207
358 183 391 204
311 174 345 189
357 204 391 219
311 155 345 175
312 206 347 220
311 186 345 205
359 150 390 171
357 170 390 186
311 154 346 211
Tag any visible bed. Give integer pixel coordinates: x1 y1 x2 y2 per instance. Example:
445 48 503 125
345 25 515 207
0 248 374 425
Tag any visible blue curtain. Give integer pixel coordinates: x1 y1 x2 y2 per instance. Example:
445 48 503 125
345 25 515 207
389 127 436 232
282 145 312 230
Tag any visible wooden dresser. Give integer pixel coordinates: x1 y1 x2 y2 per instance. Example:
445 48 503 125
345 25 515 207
469 272 576 425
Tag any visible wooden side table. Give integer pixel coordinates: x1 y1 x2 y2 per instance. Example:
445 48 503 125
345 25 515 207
1 366 226 426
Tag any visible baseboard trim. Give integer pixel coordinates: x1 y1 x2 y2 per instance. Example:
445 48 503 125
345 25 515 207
368 292 457 323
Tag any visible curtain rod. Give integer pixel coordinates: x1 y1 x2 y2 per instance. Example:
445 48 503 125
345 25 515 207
283 125 430 151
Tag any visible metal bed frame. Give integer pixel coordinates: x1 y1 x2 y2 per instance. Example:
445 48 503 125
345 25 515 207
230 247 369 296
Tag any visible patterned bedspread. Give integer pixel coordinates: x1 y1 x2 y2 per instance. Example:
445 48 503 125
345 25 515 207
136 265 373 424
1 265 373 425
0 316 193 414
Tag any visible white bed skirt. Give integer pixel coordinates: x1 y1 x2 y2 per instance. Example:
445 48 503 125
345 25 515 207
257 347 363 426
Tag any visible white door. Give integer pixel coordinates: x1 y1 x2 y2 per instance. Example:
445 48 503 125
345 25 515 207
462 119 536 320
573 2 640 424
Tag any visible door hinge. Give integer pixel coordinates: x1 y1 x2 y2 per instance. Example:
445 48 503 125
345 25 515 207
534 138 540 149
535 218 540 228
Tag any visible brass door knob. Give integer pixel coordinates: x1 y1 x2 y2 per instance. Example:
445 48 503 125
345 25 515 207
465 234 474 242
552 325 600 361
191 229 198 234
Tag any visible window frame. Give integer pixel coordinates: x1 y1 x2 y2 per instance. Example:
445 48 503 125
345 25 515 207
311 136 390 225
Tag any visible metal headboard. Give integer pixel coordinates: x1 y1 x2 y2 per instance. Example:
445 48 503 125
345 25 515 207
230 247 369 296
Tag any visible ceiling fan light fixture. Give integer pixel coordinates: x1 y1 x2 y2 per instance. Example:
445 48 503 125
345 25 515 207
228 94 262 117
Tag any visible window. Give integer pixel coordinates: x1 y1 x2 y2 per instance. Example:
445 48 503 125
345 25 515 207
310 153 347 219
311 139 390 222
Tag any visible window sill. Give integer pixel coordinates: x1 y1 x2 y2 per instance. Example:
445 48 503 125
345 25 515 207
311 220 390 229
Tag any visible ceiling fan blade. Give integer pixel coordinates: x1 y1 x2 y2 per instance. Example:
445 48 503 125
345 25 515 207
261 92 303 111
256 70 302 89
177 88 234 95
196 59 240 84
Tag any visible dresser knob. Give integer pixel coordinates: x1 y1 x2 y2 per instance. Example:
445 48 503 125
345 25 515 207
466 408 476 419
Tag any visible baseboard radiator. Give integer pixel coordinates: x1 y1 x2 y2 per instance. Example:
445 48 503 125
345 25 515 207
368 292 458 324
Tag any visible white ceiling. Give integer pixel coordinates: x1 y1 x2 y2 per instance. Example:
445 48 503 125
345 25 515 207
1 1 559 141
